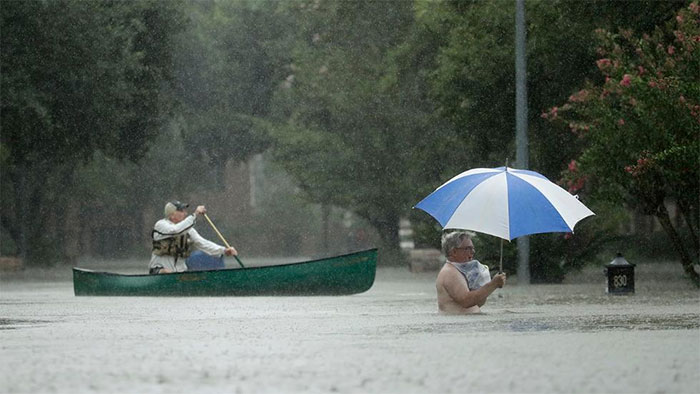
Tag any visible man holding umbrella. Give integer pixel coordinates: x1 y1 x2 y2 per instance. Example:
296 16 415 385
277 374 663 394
416 165 594 313
436 231 506 314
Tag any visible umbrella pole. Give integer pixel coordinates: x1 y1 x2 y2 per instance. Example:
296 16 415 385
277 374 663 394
499 238 504 273
501 159 507 273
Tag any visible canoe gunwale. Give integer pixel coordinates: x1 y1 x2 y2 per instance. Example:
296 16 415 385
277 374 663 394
72 248 378 296
72 248 378 277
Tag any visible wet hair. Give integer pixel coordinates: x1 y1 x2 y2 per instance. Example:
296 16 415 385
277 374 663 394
441 231 472 256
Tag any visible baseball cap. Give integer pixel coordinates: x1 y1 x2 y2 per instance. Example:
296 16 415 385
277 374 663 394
164 200 189 217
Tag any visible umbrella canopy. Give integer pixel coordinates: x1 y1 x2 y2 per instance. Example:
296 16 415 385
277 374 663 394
415 166 594 241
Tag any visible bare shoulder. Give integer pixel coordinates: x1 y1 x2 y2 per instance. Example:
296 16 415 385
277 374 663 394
436 263 450 281
437 263 459 276
436 263 460 285
439 263 470 290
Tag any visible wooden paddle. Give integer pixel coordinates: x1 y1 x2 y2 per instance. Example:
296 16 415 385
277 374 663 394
203 213 245 268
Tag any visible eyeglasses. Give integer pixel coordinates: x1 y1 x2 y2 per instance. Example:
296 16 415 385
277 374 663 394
454 246 475 252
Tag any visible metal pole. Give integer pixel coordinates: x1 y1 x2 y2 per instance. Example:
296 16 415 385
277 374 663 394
515 0 530 284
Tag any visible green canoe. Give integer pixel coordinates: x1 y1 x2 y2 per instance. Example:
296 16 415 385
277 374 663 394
73 249 377 296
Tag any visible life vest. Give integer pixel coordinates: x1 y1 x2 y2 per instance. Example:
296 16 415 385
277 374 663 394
152 232 192 259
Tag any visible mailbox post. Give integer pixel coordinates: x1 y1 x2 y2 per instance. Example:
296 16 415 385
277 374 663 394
605 253 635 294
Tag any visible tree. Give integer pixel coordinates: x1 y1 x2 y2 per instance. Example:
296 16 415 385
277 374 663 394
409 0 686 279
1 0 185 264
265 0 686 268
546 2 700 285
421 0 685 179
172 1 286 187
268 0 428 263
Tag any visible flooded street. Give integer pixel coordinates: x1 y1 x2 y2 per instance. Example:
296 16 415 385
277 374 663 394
1 261 699 394
4 2 699 393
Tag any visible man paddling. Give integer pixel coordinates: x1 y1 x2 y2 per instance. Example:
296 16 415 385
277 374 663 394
149 201 237 274
436 231 506 314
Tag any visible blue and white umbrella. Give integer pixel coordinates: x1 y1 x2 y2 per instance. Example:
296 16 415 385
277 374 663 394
415 166 594 242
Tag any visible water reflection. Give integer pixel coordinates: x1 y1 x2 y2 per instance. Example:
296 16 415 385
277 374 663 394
0 318 52 330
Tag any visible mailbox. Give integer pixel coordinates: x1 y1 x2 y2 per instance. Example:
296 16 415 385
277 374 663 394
605 253 635 294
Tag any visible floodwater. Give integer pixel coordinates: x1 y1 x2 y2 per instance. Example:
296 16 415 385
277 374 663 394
1 259 699 394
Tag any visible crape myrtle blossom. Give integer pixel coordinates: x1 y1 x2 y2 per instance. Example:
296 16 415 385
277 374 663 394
620 74 632 87
624 153 656 178
557 159 587 196
568 89 589 103
544 1 700 285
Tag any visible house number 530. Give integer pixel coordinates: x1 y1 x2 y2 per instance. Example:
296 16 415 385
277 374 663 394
613 274 628 287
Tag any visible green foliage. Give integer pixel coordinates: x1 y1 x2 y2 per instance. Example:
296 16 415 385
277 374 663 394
421 0 684 179
1 0 186 264
237 156 330 257
527 201 629 283
2 0 691 277
173 0 285 185
72 121 192 223
547 2 700 284
268 0 424 263
1 0 185 166
264 0 688 271
407 0 687 280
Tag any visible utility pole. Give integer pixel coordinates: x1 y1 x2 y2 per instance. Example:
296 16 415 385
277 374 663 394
515 0 530 284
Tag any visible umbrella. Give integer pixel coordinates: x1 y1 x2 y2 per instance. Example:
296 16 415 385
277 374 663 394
414 166 595 271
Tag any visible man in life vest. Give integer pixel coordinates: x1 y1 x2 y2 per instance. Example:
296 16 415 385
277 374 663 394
436 231 506 314
149 201 237 274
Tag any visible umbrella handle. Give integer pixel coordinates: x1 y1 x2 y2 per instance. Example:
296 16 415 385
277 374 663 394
203 213 245 268
500 159 506 273
499 238 504 274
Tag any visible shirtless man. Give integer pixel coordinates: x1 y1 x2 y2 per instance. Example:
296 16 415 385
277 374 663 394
436 231 506 314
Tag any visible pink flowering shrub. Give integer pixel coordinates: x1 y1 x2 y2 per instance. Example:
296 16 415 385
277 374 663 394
545 2 700 285
619 74 632 86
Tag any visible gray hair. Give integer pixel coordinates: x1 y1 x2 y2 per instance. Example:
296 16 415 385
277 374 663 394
441 231 472 256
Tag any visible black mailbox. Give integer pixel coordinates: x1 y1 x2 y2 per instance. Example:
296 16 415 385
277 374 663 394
605 253 635 294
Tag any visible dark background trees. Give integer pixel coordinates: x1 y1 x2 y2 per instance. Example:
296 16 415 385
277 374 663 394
1 0 186 263
406 0 688 280
267 0 427 263
547 3 699 284
173 0 283 187
1 0 696 284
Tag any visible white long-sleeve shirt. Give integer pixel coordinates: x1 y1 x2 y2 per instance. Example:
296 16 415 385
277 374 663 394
148 215 226 272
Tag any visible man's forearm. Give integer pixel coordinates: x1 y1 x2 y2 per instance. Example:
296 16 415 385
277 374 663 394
473 281 498 307
455 281 497 308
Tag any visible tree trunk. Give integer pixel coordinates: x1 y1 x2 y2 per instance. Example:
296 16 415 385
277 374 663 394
370 213 404 266
53 167 74 263
655 203 700 287
321 204 330 255
1 169 21 255
677 199 699 260
63 200 80 265
15 161 54 265
25 178 48 265
16 163 28 260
